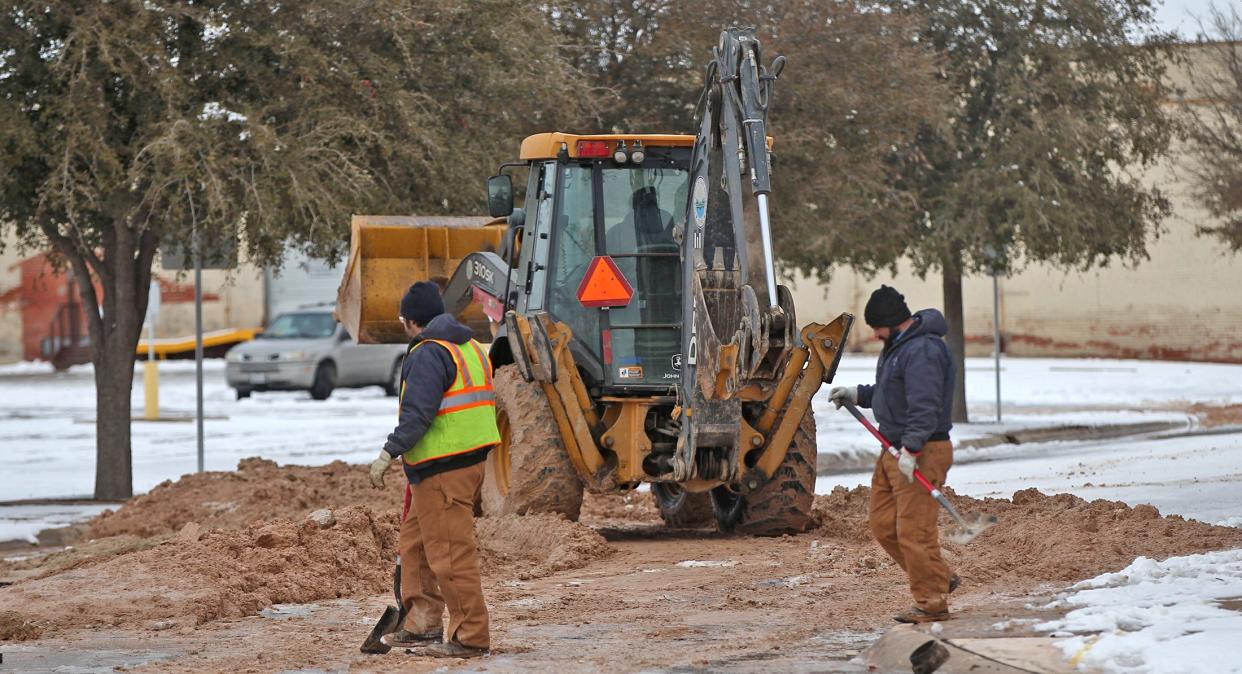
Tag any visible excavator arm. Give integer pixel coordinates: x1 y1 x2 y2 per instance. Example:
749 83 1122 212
675 27 854 487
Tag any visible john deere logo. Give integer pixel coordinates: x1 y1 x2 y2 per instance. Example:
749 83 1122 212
692 176 708 227
671 354 682 371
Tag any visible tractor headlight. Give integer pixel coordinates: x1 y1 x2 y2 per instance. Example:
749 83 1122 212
630 140 645 164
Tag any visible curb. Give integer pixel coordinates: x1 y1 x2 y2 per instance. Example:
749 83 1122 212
858 624 1088 673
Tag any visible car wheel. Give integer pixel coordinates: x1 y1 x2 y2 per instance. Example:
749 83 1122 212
310 361 336 401
383 357 403 397
235 388 251 400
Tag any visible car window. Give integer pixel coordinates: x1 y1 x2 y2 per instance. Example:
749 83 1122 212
264 312 337 339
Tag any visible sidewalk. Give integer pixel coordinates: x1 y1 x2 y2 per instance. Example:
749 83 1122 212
857 598 1093 673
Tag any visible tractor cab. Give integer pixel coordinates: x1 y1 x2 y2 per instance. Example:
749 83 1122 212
489 133 693 393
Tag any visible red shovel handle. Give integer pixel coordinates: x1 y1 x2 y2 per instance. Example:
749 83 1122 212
842 401 940 494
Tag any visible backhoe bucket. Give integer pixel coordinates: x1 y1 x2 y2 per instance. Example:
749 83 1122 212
336 215 506 344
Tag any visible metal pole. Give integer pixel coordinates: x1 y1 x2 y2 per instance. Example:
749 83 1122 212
755 193 778 307
992 272 1001 423
194 226 205 472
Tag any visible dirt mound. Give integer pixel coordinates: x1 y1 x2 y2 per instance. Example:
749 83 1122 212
3 507 399 632
0 609 43 641
476 513 614 579
812 486 1242 585
1188 402 1242 428
85 457 404 539
579 491 661 525
5 506 612 634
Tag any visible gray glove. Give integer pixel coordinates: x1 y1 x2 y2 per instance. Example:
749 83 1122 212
829 386 858 409
897 447 918 483
370 450 396 489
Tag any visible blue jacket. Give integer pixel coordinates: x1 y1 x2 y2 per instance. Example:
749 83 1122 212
857 309 955 452
382 313 492 482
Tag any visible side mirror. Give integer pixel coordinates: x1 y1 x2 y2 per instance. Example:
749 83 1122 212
336 328 351 344
487 175 514 218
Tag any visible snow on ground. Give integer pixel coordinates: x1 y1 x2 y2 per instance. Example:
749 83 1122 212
1037 549 1242 674
1 354 1241 539
813 355 1238 469
0 503 114 543
0 360 392 502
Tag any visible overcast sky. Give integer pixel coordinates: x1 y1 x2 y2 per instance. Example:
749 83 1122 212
1156 0 1232 37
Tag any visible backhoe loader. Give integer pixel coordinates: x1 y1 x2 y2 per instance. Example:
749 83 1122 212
337 27 853 535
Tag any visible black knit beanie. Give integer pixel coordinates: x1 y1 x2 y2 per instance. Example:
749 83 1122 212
399 281 445 327
864 285 912 328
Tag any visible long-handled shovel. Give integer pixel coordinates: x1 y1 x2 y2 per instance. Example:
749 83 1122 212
361 484 413 654
842 401 996 544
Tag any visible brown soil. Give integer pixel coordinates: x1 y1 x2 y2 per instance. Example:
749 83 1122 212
475 514 613 579
85 458 405 539
579 490 662 525
815 485 1242 584
3 460 1241 672
0 609 43 641
3 507 611 634
1188 402 1242 428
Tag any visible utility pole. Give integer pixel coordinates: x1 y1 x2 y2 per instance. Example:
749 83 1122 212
992 272 1001 423
194 225 205 473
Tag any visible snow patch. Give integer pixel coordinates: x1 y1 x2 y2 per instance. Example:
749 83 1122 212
1039 549 1242 673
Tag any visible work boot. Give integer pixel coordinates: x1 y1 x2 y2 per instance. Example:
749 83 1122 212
383 628 442 648
893 607 950 624
949 574 961 594
421 640 490 659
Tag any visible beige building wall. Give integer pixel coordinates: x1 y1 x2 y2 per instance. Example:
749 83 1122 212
787 44 1242 362
0 248 22 363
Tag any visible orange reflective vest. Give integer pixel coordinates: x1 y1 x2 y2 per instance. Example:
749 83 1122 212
401 338 501 467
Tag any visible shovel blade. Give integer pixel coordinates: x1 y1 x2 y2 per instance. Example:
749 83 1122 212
360 605 402 654
945 513 998 545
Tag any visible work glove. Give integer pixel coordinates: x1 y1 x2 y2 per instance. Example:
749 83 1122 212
370 450 396 489
897 447 918 484
829 386 858 409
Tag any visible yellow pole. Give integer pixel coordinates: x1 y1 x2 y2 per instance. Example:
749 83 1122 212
144 323 159 420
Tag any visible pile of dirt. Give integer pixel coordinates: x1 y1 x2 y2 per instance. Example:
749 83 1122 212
812 486 1242 585
4 506 399 632
0 534 168 583
85 458 405 539
0 609 44 641
476 513 614 579
579 491 661 525
5 505 612 634
1188 402 1242 428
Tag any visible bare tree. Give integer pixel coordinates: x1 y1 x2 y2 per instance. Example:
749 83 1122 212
1183 5 1242 251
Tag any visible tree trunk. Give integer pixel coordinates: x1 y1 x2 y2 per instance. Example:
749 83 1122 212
93 339 136 500
942 250 968 423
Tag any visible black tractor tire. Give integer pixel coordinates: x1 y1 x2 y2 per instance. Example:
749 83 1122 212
481 365 584 520
652 483 716 528
383 357 403 397
711 410 818 536
235 388 251 400
309 361 336 401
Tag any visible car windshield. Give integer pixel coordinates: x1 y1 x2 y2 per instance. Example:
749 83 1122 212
263 312 337 339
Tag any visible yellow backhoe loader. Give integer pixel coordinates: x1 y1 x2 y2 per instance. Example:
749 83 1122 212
338 27 854 535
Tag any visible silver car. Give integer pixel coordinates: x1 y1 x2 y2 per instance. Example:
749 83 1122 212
225 308 407 400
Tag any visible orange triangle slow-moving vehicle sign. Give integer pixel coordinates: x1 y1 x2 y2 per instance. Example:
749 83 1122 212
576 256 634 308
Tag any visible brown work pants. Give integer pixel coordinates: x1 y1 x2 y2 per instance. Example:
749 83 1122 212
868 440 954 614
399 461 489 649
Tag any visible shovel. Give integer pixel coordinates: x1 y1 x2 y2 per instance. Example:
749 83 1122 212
842 401 996 544
361 484 413 654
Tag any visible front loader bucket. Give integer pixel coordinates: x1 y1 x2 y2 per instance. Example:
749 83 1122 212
336 215 506 344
